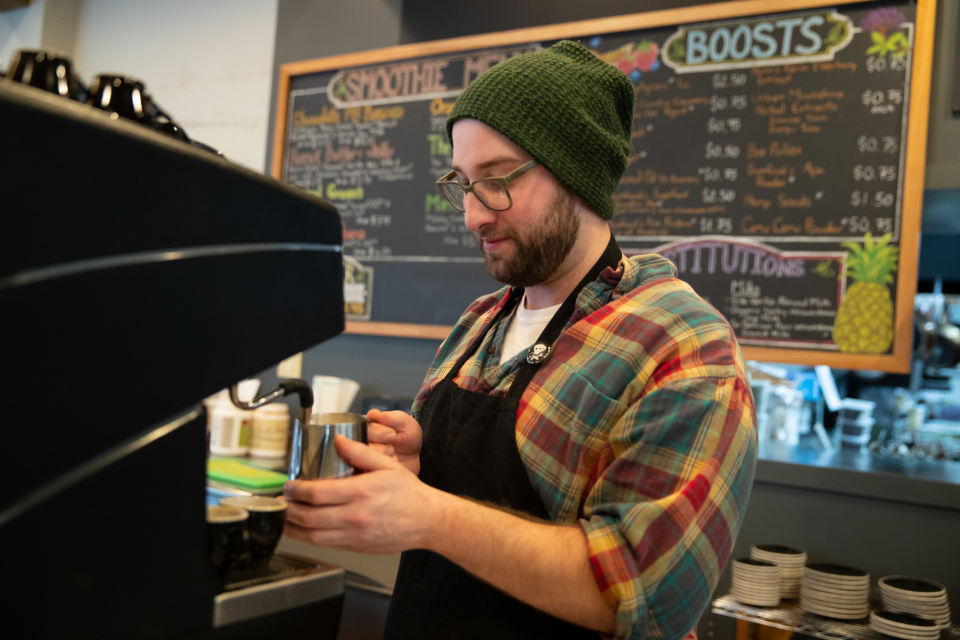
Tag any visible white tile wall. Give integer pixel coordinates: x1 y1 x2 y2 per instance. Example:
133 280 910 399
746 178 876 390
67 0 280 172
0 0 46 68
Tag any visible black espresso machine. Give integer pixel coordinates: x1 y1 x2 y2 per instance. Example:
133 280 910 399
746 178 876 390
0 80 347 638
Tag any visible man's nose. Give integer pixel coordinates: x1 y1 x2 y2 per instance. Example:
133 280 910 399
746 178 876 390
463 193 497 234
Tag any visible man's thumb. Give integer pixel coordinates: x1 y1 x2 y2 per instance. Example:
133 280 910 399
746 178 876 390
334 434 395 471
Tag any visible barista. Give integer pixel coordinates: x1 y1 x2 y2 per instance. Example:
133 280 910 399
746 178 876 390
283 41 758 639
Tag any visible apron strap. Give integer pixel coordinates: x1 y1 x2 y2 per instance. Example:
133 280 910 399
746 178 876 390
506 233 621 400
441 232 621 387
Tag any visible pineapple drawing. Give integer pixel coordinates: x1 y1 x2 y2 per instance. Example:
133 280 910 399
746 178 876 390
832 232 898 353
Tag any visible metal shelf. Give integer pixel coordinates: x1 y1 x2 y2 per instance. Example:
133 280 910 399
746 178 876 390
711 594 959 640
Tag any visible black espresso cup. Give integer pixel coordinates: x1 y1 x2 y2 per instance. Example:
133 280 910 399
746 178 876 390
88 74 150 123
220 496 287 570
206 504 249 573
88 73 192 142
6 49 83 100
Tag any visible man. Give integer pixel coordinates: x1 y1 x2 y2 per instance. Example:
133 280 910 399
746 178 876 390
283 41 758 639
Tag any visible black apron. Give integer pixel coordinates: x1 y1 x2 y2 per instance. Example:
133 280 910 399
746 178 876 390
383 235 621 640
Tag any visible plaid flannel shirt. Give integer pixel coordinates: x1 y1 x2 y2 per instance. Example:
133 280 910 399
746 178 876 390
412 253 758 639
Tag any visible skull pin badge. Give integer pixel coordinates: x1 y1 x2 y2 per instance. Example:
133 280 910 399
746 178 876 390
526 342 551 365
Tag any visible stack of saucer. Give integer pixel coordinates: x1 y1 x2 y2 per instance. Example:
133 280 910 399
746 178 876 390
880 576 952 629
870 610 943 640
800 563 870 619
731 558 781 607
751 544 806 599
838 398 876 450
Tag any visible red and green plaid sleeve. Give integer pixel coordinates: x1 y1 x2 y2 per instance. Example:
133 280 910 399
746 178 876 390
579 373 756 638
413 254 758 639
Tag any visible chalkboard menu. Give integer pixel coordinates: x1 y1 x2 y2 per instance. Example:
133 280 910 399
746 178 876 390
272 0 935 372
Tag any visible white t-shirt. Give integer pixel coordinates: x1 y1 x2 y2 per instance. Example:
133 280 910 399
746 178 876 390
500 292 562 365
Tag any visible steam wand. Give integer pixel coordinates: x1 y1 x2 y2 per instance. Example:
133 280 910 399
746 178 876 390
229 379 313 426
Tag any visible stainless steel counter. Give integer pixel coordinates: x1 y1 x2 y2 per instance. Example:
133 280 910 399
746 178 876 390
757 442 960 510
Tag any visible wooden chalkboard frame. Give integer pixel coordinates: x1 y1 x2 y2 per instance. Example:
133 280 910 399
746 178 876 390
273 0 936 373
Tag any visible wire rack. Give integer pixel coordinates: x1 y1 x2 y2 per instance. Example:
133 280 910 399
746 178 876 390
711 595 959 640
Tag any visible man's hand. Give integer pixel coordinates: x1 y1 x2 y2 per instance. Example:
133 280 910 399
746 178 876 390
283 434 615 633
283 435 436 554
366 409 422 476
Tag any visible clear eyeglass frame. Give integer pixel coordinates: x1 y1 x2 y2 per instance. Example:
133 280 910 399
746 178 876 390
435 160 538 212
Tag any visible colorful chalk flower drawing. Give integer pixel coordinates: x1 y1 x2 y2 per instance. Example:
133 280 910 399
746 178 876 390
861 7 910 57
832 233 898 353
595 40 660 80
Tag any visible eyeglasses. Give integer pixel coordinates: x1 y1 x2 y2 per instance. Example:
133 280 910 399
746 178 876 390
435 160 538 212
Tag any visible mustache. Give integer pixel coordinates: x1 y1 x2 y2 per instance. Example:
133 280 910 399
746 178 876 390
474 226 518 243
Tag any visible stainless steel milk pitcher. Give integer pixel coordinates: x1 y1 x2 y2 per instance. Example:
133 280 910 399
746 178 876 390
289 413 367 481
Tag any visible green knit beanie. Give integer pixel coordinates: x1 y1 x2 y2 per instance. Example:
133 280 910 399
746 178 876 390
446 40 634 220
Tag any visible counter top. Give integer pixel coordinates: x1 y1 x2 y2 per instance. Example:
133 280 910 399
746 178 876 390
757 442 960 511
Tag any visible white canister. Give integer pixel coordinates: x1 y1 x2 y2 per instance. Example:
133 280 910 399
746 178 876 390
251 403 290 458
209 397 253 456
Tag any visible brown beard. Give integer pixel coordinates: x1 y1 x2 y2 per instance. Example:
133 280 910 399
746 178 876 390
475 191 581 288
